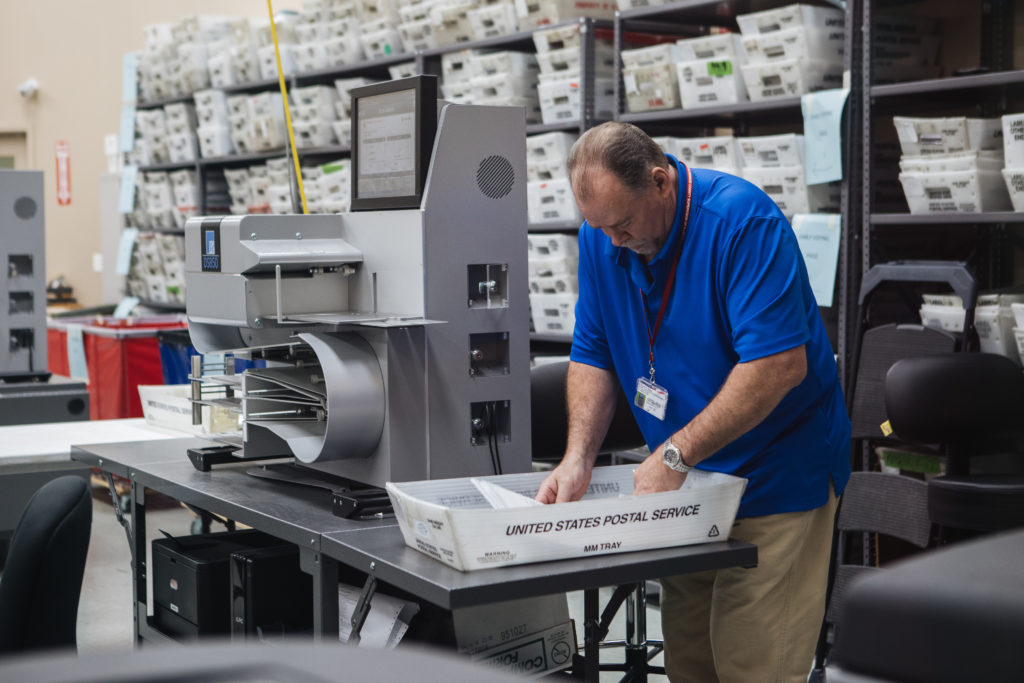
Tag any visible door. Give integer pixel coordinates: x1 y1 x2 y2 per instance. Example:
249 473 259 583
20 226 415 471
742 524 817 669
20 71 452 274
0 132 28 169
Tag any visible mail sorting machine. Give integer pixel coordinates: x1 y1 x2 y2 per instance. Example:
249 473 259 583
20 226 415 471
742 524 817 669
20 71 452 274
184 76 532 515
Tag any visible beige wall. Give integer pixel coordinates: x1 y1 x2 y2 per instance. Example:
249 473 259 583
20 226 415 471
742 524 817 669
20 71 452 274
0 0 300 307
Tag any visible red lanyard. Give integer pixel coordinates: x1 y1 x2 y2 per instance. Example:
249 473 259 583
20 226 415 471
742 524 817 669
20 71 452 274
641 163 693 383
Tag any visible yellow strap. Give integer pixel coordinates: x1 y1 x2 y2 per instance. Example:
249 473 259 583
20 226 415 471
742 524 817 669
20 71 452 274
267 0 308 214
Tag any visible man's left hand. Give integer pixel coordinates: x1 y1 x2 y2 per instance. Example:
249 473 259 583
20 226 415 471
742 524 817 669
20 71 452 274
633 446 686 495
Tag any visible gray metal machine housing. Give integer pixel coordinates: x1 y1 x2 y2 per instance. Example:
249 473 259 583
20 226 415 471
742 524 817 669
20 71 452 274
185 103 531 487
1 170 47 378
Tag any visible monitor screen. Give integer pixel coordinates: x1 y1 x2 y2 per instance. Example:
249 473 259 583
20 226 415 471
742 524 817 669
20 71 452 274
350 76 437 211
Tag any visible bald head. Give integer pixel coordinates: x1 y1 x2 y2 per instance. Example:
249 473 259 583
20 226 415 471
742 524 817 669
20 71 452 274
567 122 669 200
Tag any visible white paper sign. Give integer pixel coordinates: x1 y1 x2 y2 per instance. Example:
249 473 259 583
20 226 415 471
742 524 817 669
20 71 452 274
792 214 842 308
116 227 139 275
119 165 138 213
66 324 89 383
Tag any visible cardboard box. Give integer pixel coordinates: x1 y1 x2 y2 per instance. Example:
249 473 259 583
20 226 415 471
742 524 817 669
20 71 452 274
534 42 614 75
530 292 577 333
528 178 581 224
471 72 537 100
529 273 579 295
442 79 474 104
676 58 748 108
532 23 582 53
736 3 845 36
398 18 439 51
432 8 474 45
738 133 805 168
294 41 329 72
741 25 844 63
892 116 1003 156
621 43 679 68
623 63 680 112
1003 167 1024 212
899 168 1013 214
899 151 1004 174
526 131 575 181
387 465 746 571
258 44 297 80
528 255 579 278
515 0 616 29
538 77 614 125
739 57 842 100
676 136 742 170
454 594 570 655
675 33 746 62
167 133 199 163
441 50 480 84
528 232 578 259
361 26 404 60
1002 112 1024 167
468 3 519 40
471 621 577 677
471 50 538 79
742 165 838 218
325 35 365 67
293 120 336 148
976 305 1021 364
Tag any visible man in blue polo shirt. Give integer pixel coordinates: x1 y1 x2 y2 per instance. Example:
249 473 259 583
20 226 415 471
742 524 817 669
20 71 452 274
535 122 851 683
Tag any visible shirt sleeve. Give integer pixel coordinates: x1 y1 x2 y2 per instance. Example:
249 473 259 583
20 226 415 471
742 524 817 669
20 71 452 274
569 225 613 370
719 216 811 362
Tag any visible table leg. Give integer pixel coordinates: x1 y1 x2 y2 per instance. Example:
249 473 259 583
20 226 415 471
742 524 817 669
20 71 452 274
131 479 148 645
583 588 600 681
301 546 339 642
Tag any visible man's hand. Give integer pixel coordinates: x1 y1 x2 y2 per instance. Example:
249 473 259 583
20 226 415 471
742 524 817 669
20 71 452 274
632 446 686 495
535 456 594 504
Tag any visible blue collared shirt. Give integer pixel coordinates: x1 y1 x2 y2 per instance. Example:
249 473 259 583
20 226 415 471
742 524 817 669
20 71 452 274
570 155 851 517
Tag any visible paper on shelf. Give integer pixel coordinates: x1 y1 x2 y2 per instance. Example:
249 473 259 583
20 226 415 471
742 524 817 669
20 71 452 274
792 213 842 307
801 88 849 185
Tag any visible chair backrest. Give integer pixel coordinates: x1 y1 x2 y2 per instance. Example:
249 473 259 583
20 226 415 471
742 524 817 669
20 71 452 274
824 472 931 629
0 475 92 655
530 361 645 460
850 324 957 440
886 353 1024 447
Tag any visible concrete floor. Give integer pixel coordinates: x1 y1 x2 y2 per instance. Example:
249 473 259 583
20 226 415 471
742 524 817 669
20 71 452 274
78 483 667 681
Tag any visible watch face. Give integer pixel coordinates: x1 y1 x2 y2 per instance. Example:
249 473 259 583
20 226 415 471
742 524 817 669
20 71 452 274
664 445 680 466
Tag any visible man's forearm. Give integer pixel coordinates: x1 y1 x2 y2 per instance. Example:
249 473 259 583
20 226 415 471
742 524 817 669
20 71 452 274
673 345 807 467
564 361 619 464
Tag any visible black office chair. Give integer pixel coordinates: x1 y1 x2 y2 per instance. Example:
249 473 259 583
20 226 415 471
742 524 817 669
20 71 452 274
0 475 92 655
885 353 1024 535
530 360 645 461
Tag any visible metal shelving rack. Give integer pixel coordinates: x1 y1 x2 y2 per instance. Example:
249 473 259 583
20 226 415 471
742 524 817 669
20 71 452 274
861 0 1021 296
613 0 860 388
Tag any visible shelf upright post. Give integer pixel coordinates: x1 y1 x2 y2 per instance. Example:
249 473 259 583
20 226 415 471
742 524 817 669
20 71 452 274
613 11 625 121
837 0 864 394
580 17 595 133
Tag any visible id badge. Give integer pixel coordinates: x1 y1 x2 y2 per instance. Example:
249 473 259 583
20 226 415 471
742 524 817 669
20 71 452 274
635 377 669 421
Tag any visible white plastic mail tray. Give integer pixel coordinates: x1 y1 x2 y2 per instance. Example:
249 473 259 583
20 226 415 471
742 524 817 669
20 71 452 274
386 466 747 571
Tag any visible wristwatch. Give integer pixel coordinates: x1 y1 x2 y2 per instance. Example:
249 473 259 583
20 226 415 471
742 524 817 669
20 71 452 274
662 439 692 474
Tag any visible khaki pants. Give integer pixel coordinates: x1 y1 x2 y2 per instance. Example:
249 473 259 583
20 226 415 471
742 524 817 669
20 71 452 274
660 484 837 683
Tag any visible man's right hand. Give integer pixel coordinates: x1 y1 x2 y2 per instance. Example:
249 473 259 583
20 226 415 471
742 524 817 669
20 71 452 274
535 456 594 504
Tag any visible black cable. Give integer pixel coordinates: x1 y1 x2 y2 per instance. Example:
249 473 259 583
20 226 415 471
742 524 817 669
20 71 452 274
486 402 503 475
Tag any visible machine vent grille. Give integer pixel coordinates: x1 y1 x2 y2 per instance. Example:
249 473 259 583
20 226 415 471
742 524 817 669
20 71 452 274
477 155 514 199
14 196 36 220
